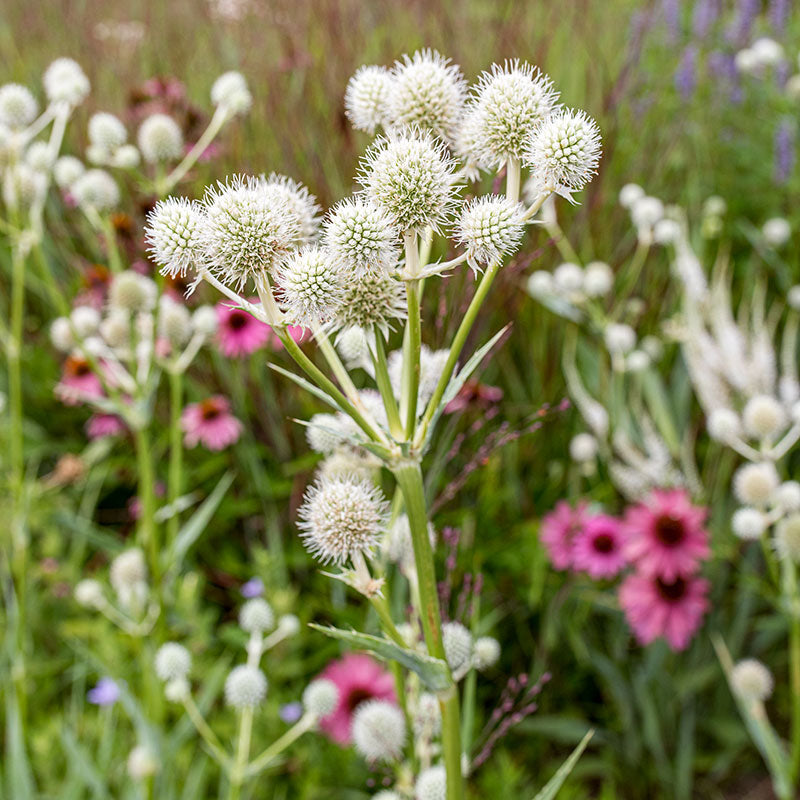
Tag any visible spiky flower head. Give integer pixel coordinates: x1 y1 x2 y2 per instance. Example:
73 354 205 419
733 462 779 506
318 450 379 482
239 598 275 633
297 475 389 565
333 271 406 336
43 58 90 105
302 678 339 718
775 514 800 563
742 394 786 439
276 246 344 328
71 168 119 211
413 692 442 737
387 49 466 144
88 112 127 151
731 507 766 541
345 65 393 134
352 699 406 762
464 60 560 169
108 271 157 313
53 155 85 188
524 108 601 197
154 643 191 682
359 131 458 233
145 197 206 278
211 71 252 116
201 174 299 290
260 173 320 244
456 195 526 271
137 114 183 163
416 766 446 800
731 658 774 702
473 636 501 670
225 665 267 709
442 621 473 672
323 197 400 276
0 83 38 130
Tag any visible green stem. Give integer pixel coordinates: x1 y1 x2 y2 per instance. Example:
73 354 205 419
134 427 159 597
183 694 230 767
99 215 123 273
372 328 403 438
402 230 422 437
166 369 183 546
228 709 254 800
786 558 800 784
245 715 315 778
314 328 364 410
369 594 406 647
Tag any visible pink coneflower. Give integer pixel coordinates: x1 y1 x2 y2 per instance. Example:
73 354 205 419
86 414 126 439
572 514 627 579
181 396 242 450
56 355 104 405
619 572 710 651
540 501 587 570
216 301 271 357
317 653 396 745
623 489 710 580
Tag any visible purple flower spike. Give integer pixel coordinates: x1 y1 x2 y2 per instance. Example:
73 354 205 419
87 677 120 706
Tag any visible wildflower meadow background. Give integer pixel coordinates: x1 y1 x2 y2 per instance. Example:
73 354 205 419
3 1 800 798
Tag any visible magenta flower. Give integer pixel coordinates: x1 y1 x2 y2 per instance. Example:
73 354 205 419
317 653 396 745
86 414 126 439
181 396 242 451
623 489 710 580
572 514 627 579
619 572 710 651
216 301 271 357
540 501 587 570
56 355 104 406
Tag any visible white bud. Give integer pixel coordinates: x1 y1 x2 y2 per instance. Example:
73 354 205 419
618 183 644 209
0 83 38 130
127 745 159 780
742 395 786 439
775 513 800 562
731 659 774 701
473 636 501 670
442 621 473 672
50 317 74 352
625 350 650 372
604 323 636 355
239 598 274 633
527 270 553 296
569 433 597 463
137 114 183 163
731 507 766 541
88 112 128 151
225 665 267 709
708 408 741 443
277 613 300 636
552 262 583 294
776 481 800 513
154 643 191 682
416 766 446 800
630 196 664 230
71 168 119 211
165 678 190 702
352 699 406 762
733 462 780 506
74 578 104 608
192 305 218 336
53 155 85 188
70 305 101 338
113 144 141 169
302 678 339 718
211 71 252 115
43 58 90 105
583 261 613 296
763 217 791 248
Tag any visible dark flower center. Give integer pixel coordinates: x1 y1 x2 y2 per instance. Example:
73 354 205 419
229 312 248 331
654 514 685 547
200 400 222 421
592 533 615 554
656 576 687 603
345 687 374 713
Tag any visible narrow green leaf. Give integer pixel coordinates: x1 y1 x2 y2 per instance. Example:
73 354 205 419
530 728 594 800
59 728 110 797
268 363 339 409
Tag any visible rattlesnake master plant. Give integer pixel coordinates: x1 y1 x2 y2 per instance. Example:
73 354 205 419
147 49 600 798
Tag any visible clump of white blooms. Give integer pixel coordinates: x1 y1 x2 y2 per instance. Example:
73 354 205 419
302 678 339 718
211 70 252 116
731 659 774 702
0 83 38 130
297 475 389 565
276 246 344 327
416 765 446 800
43 58 90 106
154 642 191 682
138 113 183 163
239 598 275 633
224 664 268 709
456 195 525 272
352 699 407 762
145 197 206 277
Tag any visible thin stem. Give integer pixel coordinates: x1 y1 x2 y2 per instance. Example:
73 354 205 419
182 694 230 766
245 715 315 778
785 558 800 783
313 326 367 413
134 427 159 596
166 369 183 545
402 230 422 437
228 708 254 800
369 594 406 647
372 328 403 438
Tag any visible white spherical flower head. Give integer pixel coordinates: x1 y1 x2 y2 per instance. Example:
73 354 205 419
137 114 183 163
336 325 370 366
0 83 38 130
583 261 613 297
297 475 389 566
53 155 85 188
165 678 190 703
277 613 301 636
211 71 252 116
302 678 339 718
604 322 636 355
552 261 584 294
465 60 559 168
50 317 74 352
752 37 784 68
159 298 192 347
192 305 219 336
324 197 400 276
776 481 800 513
618 183 645 209
473 636 501 670
261 173 320 244
359 131 458 233
626 350 651 373
707 408 741 443
225 664 267 710
763 217 791 248
2 164 44 209
239 598 275 633
653 218 681 245
413 692 442 738
110 548 147 592
731 507 766 541
25 141 53 173
345 65 393 134
154 642 191 682
569 432 598 463
145 197 206 278
352 699 406 762
88 112 128 151
733 462 780 506
334 271 407 336
731 659 774 702
776 514 800 562
387 49 466 144
319 450 378 482
456 195 525 272
743 394 787 439
127 745 159 780
305 412 356 454
108 271 157 313
114 145 141 169
70 305 101 338
416 765 446 800
43 58 90 105
276 246 344 328
442 621 473 672
374 792 401 800
71 168 119 211
524 108 601 196
74 578 104 608
201 174 300 290
630 196 664 230
527 269 553 297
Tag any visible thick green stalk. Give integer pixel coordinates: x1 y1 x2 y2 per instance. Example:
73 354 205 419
166 369 183 545
372 327 403 438
228 708 254 800
402 230 422 437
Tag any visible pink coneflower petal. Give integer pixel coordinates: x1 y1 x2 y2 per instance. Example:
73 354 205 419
540 501 587 570
181 395 242 451
317 653 396 745
56 355 104 406
623 489 710 580
216 300 271 357
86 414 126 439
619 572 709 651
572 514 627 579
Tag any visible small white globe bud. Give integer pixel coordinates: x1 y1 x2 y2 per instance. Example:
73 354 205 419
0 83 38 130
344 65 393 135
604 323 636 355
374 792 401 800
334 271 407 337
108 271 157 313
630 196 664 230
731 507 766 541
74 578 104 608
110 548 148 610
211 71 252 116
442 621 473 673
416 765 446 800
127 745 159 780
225 665 267 709
735 48 761 76
302 678 339 718
70 305 101 338
50 317 74 352
527 269 553 296
653 218 681 245
336 326 370 367
88 112 128 151
43 58 90 106
583 261 613 296
25 141 54 173
305 412 353 454
731 659 774 702
113 145 141 169
569 432 597 463
239 598 274 633
733 462 780 506
276 246 345 328
3 164 46 209
154 643 191 682
708 408 741 443
776 481 800 512
552 262 584 294
456 195 525 271
618 183 644 208
703 195 727 217
786 74 800 102
743 395 787 439
277 613 301 636
473 636 501 670
158 298 192 348
763 217 791 248
752 37 784 68
71 168 119 211
352 699 406 762
164 678 190 702
53 155 85 188
137 114 183 163
775 514 800 562
625 349 650 373
100 309 130 349
192 305 218 336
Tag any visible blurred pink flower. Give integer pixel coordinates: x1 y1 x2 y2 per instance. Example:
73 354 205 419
56 356 104 406
86 414 126 439
619 572 709 651
317 653 396 745
181 395 242 450
572 514 626 579
540 501 587 570
623 489 710 580
216 301 271 357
